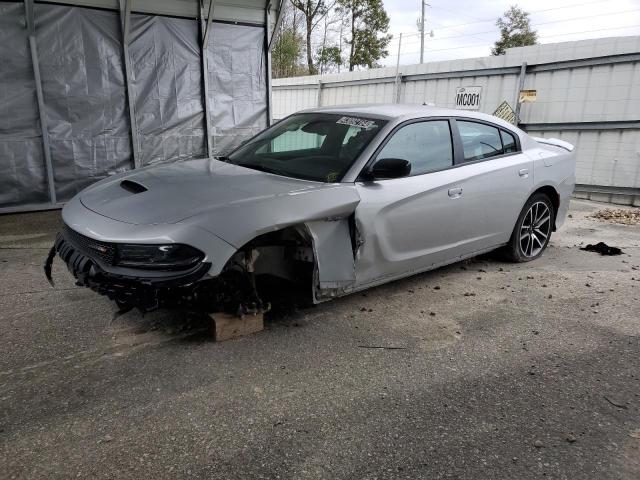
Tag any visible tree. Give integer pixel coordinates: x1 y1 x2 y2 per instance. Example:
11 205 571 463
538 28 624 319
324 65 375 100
315 8 343 74
271 4 307 78
316 46 342 73
290 0 335 74
492 5 538 55
338 0 391 71
272 28 306 78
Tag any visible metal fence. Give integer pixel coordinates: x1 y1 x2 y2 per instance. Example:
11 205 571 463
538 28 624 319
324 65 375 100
273 36 640 205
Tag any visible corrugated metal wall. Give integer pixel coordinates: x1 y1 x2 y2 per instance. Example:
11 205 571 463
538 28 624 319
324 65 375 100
273 36 640 192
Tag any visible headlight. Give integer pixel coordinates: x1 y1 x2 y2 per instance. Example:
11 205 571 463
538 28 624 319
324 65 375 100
114 244 204 270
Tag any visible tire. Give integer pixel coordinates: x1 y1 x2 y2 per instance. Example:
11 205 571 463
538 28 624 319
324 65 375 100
505 193 555 263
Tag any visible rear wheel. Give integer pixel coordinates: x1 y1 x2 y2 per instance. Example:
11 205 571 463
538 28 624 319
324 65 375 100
505 193 555 262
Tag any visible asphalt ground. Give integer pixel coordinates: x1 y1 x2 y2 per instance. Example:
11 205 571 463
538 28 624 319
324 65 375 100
1 199 639 479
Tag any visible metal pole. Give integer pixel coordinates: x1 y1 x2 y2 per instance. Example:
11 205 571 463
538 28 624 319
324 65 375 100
267 0 286 51
514 62 527 126
202 0 215 49
25 0 56 205
118 0 141 168
265 2 273 125
420 1 425 64
395 33 402 103
199 0 215 157
338 21 343 74
316 80 323 107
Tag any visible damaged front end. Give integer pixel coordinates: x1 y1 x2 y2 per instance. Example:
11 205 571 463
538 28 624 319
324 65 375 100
45 226 265 314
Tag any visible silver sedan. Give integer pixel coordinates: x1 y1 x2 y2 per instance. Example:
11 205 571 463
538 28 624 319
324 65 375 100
46 105 576 313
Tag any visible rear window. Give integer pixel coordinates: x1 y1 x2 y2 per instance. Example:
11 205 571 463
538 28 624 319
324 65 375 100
457 121 503 162
501 130 518 153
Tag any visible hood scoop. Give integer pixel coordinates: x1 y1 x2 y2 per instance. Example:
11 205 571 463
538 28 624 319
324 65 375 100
120 179 147 194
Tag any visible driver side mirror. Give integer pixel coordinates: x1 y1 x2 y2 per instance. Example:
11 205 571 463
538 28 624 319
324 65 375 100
363 158 411 180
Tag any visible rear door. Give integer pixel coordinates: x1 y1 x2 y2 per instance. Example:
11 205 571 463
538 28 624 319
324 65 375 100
451 119 533 246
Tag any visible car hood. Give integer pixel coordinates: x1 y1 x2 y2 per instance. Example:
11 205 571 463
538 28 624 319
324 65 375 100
79 158 359 232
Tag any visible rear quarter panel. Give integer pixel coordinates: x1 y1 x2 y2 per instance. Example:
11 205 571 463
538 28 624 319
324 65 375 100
526 142 576 229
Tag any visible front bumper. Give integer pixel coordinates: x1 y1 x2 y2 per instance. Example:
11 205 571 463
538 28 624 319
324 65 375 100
47 228 211 311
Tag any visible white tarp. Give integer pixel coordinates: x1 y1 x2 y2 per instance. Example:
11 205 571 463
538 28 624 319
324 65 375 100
35 3 133 202
0 2 48 207
206 22 268 155
0 3 270 209
129 14 206 165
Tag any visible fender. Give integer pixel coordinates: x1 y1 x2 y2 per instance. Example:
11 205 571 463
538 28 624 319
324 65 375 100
306 217 357 301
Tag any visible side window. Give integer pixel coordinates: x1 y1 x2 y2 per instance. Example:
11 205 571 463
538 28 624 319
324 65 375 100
501 130 518 153
376 120 453 176
457 121 503 161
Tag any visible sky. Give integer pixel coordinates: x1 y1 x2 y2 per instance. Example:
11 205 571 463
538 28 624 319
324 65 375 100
380 0 640 66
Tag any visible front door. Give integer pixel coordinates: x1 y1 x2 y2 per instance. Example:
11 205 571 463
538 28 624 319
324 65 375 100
354 119 483 287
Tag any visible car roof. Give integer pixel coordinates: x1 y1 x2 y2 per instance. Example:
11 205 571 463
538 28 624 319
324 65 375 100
299 103 521 132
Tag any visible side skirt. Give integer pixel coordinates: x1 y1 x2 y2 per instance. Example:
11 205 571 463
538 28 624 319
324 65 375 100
315 242 507 302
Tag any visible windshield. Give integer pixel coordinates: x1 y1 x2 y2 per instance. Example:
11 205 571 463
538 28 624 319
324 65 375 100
225 113 387 182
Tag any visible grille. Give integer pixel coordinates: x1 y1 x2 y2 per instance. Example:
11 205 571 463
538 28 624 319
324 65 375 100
63 225 116 265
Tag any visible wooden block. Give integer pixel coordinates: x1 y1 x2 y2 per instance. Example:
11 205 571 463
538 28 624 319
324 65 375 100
209 312 264 342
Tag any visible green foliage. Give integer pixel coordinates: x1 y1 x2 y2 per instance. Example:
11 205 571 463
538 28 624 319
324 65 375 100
316 45 342 72
338 0 391 71
272 28 307 78
492 5 538 55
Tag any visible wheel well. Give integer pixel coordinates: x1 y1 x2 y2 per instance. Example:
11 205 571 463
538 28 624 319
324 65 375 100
223 225 316 305
532 185 560 230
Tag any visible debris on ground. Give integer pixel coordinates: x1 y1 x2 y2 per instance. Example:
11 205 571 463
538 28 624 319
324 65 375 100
589 208 640 225
603 395 628 409
357 345 407 350
580 242 623 256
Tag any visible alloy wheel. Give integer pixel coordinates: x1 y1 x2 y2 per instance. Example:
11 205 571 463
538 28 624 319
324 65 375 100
519 201 551 258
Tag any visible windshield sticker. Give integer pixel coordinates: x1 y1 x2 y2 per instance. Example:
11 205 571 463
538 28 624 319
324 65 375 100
326 171 339 182
336 116 376 129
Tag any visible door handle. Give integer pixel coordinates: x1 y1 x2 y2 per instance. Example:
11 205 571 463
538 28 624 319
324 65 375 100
518 168 529 178
448 187 463 198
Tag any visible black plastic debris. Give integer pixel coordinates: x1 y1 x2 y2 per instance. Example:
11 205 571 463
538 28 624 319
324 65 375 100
44 245 56 286
579 242 623 256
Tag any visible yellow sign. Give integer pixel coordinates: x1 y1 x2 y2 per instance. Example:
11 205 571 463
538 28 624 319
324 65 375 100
519 89 537 103
493 101 516 124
